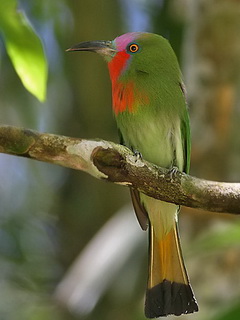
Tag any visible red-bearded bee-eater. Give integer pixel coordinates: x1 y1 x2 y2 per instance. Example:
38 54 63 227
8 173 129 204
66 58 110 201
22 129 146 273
67 32 198 318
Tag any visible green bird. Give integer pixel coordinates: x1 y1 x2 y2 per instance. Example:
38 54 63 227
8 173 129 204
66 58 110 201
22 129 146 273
68 32 198 318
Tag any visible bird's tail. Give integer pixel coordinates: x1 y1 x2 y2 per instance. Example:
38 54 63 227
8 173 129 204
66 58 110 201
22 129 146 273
145 220 198 318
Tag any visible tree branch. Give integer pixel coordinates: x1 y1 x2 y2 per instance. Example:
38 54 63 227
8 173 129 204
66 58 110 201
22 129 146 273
0 125 239 214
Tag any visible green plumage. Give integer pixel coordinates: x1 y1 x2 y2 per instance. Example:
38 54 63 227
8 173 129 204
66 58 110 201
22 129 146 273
114 34 190 173
111 33 197 318
68 32 198 318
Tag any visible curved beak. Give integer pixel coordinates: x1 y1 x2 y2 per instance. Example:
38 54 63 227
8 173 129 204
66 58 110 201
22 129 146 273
66 40 116 58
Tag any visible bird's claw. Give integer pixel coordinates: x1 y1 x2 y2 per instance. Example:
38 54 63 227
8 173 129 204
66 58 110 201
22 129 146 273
167 166 178 182
133 150 142 162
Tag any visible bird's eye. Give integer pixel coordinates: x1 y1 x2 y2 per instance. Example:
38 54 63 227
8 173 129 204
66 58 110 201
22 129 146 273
128 43 140 53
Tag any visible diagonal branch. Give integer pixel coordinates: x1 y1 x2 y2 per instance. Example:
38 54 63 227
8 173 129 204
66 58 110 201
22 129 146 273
0 125 239 214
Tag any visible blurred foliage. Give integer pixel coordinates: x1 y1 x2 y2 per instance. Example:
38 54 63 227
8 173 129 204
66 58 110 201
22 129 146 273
189 222 240 255
0 0 240 320
0 0 47 101
152 0 186 60
211 303 240 320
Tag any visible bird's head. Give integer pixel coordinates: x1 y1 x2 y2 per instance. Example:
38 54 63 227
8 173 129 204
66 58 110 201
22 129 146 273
67 32 178 83
67 32 181 114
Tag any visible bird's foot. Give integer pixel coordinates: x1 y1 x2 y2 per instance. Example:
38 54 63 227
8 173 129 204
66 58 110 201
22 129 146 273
132 149 142 162
167 166 179 182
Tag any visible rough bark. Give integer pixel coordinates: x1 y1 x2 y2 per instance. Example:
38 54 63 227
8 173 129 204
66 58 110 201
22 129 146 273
0 125 239 214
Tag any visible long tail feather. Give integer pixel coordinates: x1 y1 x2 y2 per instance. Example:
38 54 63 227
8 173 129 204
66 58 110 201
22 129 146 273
145 223 198 318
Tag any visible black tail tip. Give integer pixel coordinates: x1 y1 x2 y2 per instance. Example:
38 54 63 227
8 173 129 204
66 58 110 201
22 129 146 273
145 280 199 318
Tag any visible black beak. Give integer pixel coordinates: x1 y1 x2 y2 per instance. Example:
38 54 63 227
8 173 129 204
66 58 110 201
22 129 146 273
66 40 116 57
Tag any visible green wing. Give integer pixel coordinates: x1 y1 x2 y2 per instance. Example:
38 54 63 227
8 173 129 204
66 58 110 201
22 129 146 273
179 82 191 174
181 110 191 174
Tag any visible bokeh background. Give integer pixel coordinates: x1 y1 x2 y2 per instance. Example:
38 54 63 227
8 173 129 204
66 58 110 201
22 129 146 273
1 0 240 319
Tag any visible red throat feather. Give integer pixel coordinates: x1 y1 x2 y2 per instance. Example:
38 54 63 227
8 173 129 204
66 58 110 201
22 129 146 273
112 81 135 114
108 51 132 114
108 51 149 115
108 51 130 83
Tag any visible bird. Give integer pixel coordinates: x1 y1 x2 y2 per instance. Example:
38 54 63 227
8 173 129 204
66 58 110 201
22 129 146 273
67 32 199 318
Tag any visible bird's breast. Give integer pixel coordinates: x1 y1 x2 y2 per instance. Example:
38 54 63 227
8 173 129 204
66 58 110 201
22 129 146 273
116 110 184 171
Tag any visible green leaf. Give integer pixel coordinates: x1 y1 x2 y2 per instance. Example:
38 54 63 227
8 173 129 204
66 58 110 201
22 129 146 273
0 0 48 102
